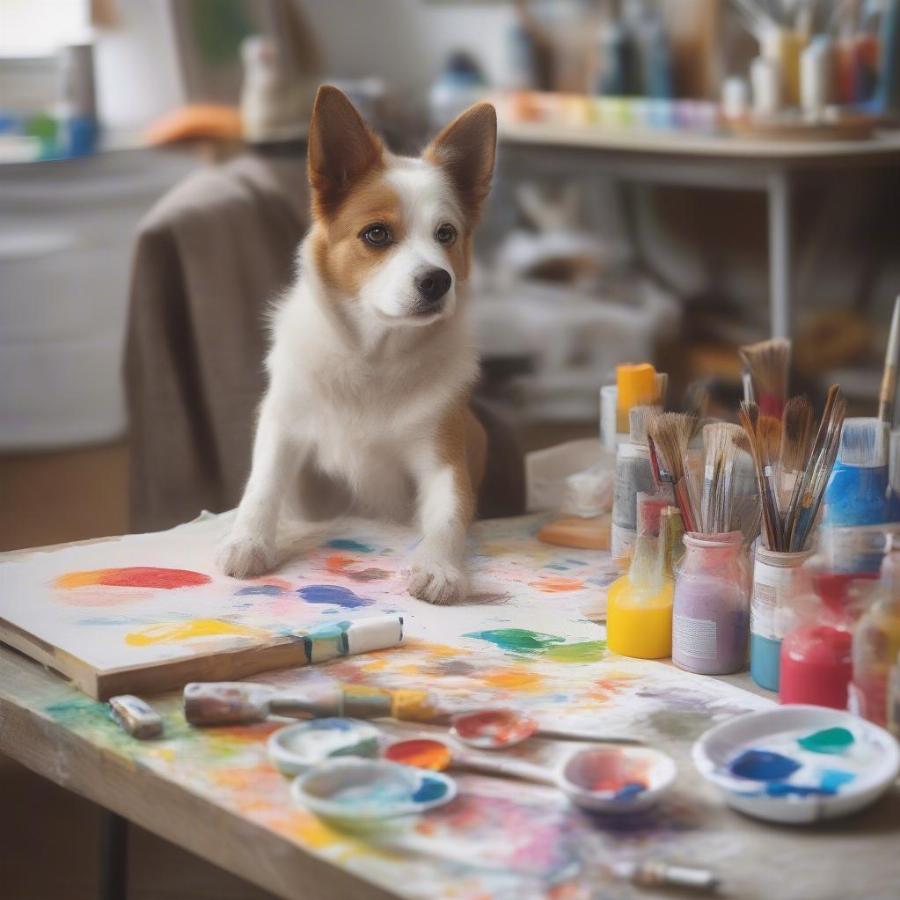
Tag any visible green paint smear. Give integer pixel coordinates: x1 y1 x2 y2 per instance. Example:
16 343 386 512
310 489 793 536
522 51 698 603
797 726 854 754
544 640 606 663
465 628 565 654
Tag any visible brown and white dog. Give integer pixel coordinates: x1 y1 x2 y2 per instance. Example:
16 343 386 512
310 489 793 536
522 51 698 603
217 86 497 604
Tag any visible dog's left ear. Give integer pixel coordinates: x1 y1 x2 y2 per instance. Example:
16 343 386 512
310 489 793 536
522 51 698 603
425 103 497 223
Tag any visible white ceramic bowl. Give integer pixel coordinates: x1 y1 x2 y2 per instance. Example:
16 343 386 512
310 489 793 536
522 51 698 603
558 745 677 813
292 758 457 822
693 705 900 824
268 719 381 776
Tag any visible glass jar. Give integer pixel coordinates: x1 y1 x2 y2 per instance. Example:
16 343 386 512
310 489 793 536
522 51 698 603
750 547 813 692
672 531 751 675
779 566 880 709
849 536 900 726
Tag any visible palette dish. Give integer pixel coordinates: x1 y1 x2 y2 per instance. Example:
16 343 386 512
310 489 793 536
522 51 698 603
450 708 538 749
268 718 381 776
292 758 457 822
693 706 900 824
559 746 676 812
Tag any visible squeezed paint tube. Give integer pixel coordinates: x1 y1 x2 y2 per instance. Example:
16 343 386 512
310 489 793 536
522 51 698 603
109 695 163 739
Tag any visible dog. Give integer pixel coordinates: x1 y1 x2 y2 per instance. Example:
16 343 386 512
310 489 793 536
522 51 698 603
217 85 497 605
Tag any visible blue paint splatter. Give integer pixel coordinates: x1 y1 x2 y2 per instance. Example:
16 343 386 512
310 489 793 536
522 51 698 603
412 776 448 803
298 584 374 609
765 783 832 798
819 769 856 792
237 584 285 596
730 749 802 781
614 782 646 800
326 539 375 553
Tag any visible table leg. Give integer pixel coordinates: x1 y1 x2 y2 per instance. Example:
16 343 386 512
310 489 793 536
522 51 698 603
99 810 128 900
767 169 792 339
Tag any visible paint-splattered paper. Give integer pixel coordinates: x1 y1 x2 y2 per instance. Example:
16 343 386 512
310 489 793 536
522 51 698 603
3 512 789 898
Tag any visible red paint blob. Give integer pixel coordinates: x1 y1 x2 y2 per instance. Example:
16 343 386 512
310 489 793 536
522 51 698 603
451 709 537 748
98 567 211 589
779 625 853 709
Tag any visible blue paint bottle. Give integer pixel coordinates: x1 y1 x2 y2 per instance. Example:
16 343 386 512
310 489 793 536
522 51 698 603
824 419 890 530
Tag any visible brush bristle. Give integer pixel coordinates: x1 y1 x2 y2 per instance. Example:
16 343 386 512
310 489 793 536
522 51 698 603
739 338 791 417
649 412 696 482
839 417 889 467
780 396 815 472
629 404 660 445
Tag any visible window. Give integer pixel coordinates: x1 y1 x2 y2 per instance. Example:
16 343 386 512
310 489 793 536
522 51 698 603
0 0 91 58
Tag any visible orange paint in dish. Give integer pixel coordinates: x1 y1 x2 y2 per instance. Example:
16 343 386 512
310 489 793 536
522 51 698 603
384 739 452 771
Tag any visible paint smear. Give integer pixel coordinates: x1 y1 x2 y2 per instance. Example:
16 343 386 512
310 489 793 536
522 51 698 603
298 584 374 609
236 584 286 596
465 628 565 654
729 749 801 781
482 668 545 692
125 618 270 646
797 726 854 755
326 539 375 553
452 709 537 748
385 739 452 771
528 576 585 593
412 776 449 803
55 567 210 590
544 641 606 663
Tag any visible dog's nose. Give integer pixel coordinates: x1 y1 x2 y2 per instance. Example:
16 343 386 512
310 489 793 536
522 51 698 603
414 268 452 307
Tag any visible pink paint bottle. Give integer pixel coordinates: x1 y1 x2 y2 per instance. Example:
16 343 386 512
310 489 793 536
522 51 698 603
672 532 751 675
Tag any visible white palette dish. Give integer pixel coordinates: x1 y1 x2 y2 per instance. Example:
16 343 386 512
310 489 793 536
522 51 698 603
292 758 457 822
693 706 899 824
559 746 677 813
268 719 381 776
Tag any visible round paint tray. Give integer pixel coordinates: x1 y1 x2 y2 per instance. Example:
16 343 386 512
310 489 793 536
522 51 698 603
292 758 457 822
268 719 381 776
693 706 899 824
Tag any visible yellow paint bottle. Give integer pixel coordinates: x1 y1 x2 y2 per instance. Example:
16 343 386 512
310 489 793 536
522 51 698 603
606 530 674 660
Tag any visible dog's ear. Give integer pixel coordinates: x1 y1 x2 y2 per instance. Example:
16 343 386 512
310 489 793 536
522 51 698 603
308 85 383 217
425 103 497 224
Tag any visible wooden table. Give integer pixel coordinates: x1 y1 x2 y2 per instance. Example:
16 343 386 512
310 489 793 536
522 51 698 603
3 642 899 899
498 122 900 339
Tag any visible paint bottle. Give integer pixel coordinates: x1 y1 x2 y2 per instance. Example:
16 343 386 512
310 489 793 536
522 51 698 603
750 547 813 692
607 496 675 659
779 566 880 709
849 535 900 726
672 532 751 676
615 364 658 436
824 418 891 529
751 56 781 116
800 36 833 120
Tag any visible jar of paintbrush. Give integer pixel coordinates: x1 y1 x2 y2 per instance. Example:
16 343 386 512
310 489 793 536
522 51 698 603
648 416 755 675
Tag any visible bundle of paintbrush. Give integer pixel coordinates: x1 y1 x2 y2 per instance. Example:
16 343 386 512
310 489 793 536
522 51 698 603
649 414 762 542
739 337 791 419
740 385 846 552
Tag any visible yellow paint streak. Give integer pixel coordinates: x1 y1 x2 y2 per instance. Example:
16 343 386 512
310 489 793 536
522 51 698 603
125 618 270 646
408 640 471 658
482 668 544 692
359 658 388 672
55 569 110 588
288 813 344 850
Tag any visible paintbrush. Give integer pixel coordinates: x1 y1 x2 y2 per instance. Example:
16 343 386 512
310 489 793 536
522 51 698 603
786 386 846 550
739 403 781 549
184 682 444 727
780 395 815 509
739 338 791 419
648 413 698 532
879 296 900 425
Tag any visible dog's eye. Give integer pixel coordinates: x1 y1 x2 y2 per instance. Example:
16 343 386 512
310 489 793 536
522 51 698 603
435 223 457 245
361 224 391 246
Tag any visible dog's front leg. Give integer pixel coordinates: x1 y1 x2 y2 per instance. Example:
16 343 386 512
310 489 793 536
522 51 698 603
218 401 303 578
406 447 475 606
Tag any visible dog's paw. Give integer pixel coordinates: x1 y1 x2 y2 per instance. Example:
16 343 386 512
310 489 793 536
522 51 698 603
216 533 278 579
406 557 468 605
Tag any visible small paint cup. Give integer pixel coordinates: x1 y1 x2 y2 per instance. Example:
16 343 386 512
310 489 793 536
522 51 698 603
268 719 381 776
558 746 676 812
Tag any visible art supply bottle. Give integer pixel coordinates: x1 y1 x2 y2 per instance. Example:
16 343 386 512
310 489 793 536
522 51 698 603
750 547 813 692
751 56 781 116
779 564 880 709
611 406 665 566
607 496 675 659
672 532 751 675
824 418 890 529
850 534 900 726
761 25 807 108
615 364 658 437
800 36 833 120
